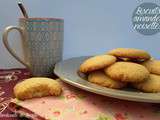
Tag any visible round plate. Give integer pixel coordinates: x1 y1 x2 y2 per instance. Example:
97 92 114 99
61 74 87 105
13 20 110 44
54 56 160 103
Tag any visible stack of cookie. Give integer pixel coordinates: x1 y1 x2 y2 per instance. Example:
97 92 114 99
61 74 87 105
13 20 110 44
79 48 160 93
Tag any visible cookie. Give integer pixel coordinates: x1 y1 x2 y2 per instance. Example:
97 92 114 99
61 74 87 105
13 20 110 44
104 62 149 82
14 77 62 100
79 55 116 73
142 60 160 75
133 74 160 92
88 71 126 88
107 48 151 61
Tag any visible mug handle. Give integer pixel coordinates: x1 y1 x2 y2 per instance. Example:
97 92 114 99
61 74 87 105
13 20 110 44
2 26 30 69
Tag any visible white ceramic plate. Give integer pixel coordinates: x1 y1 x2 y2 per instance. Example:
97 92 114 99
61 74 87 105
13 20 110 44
54 56 160 103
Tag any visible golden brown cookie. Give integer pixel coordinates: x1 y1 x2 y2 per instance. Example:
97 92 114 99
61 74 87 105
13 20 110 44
141 60 160 75
14 77 62 100
88 71 126 88
104 62 149 83
79 55 116 73
107 48 151 61
133 74 160 93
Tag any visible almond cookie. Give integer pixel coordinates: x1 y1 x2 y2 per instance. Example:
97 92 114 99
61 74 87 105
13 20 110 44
88 71 126 89
107 48 151 61
133 74 160 92
104 62 149 83
14 77 62 100
142 60 160 75
79 55 116 73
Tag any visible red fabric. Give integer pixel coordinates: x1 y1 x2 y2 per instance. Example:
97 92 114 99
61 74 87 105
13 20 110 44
0 69 31 120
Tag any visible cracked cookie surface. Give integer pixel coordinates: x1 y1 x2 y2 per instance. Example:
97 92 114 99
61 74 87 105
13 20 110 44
14 77 62 100
88 71 126 88
133 74 160 92
79 55 116 73
108 48 151 61
104 62 149 83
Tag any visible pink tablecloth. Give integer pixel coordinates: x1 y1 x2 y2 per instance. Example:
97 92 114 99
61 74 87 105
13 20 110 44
0 69 160 120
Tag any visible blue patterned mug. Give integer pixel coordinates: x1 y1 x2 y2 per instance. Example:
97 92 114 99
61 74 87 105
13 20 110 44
3 18 64 76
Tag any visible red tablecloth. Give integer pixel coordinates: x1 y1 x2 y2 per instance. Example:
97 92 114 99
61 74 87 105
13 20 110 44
0 69 31 120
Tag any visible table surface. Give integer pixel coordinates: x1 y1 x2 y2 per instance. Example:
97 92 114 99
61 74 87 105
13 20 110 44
0 69 160 120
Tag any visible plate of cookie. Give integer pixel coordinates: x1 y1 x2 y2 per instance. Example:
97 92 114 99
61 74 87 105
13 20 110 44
54 48 160 103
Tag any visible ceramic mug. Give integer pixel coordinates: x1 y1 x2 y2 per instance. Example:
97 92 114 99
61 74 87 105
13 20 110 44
3 18 64 76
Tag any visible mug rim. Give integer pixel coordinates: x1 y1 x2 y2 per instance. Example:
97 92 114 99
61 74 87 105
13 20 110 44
19 17 64 21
